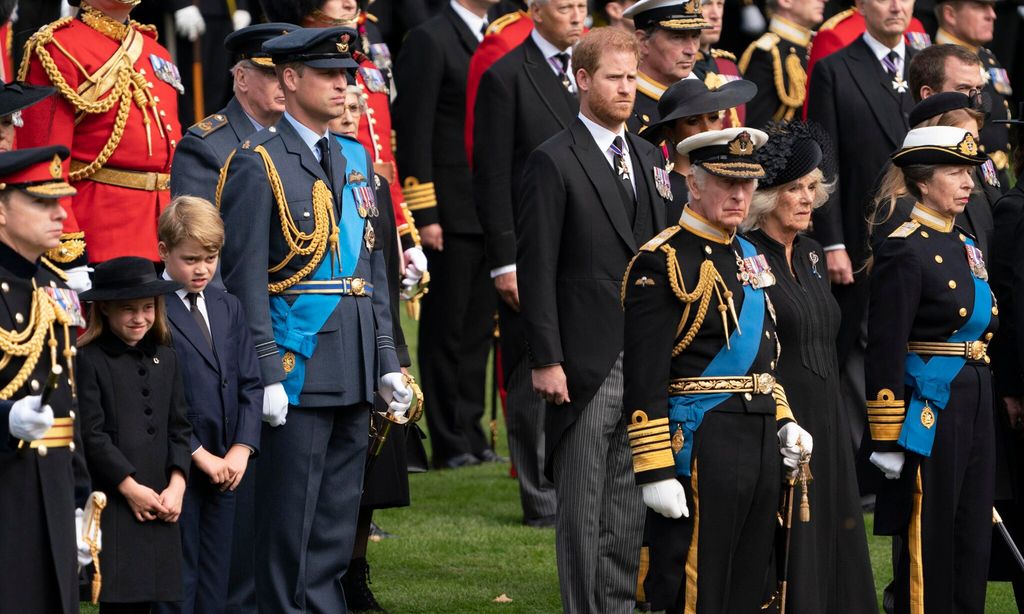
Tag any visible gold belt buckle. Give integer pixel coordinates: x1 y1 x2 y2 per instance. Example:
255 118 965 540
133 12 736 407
966 340 985 361
350 278 366 296
752 373 775 395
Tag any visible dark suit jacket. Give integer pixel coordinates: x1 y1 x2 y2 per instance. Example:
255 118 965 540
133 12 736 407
170 96 259 203
807 37 916 268
218 118 401 407
516 119 668 473
165 287 263 457
393 6 479 232
473 33 578 376
988 179 1024 399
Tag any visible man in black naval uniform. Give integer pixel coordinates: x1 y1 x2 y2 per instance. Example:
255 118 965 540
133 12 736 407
934 0 1014 188
392 0 502 469
216 27 413 613
625 0 711 134
0 145 91 614
738 0 823 127
622 127 812 612
170 22 298 205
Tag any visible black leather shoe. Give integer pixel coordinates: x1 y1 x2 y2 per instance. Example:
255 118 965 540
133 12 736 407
342 558 386 612
476 449 508 463
439 453 481 469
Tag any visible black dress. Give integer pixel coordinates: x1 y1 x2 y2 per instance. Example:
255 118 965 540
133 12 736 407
747 229 877 613
667 170 688 223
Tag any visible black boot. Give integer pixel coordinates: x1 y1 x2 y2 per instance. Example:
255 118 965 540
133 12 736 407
343 557 386 613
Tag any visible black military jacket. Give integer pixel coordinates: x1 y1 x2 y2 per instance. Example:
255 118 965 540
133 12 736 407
739 17 812 128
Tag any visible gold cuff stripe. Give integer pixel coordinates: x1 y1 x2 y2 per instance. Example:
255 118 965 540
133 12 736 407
630 433 670 447
869 423 902 441
631 442 673 455
628 423 671 437
628 416 670 430
632 448 675 473
406 201 437 211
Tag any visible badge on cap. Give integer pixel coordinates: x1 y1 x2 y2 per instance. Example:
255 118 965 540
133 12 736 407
150 54 184 94
957 132 978 157
337 33 351 54
43 286 86 328
359 66 388 94
49 155 62 180
728 131 754 156
653 167 673 201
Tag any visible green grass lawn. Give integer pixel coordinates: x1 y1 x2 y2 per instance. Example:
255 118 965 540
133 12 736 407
80 314 1021 613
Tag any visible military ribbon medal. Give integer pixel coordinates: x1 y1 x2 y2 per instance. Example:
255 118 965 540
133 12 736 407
653 167 673 201
739 253 776 289
965 244 988 281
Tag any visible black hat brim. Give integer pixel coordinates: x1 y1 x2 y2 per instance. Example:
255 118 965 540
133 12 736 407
0 83 56 118
643 80 757 143
79 279 182 302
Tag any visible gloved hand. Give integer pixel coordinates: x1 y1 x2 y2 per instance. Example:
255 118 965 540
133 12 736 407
174 6 206 42
8 395 54 441
777 422 813 473
740 3 767 35
869 451 905 480
232 9 252 30
402 247 428 289
74 508 95 568
65 265 93 294
262 382 288 427
641 478 689 519
379 372 413 419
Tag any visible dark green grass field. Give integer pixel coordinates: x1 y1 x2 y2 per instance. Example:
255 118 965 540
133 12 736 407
81 315 1019 613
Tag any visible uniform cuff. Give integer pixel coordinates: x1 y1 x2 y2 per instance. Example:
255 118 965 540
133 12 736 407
867 388 904 443
626 409 676 483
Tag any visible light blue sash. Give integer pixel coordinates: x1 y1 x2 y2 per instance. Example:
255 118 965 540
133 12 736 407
668 236 765 476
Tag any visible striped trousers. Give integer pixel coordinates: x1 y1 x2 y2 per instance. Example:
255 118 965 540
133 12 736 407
506 360 557 522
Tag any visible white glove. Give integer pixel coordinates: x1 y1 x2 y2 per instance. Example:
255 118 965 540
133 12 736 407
74 508 94 568
8 395 54 441
262 382 289 427
869 451 905 480
1018 5 1024 20
402 247 428 288
64 265 92 294
641 478 689 519
174 6 206 42
232 9 252 30
379 372 413 419
741 4 767 35
777 422 813 473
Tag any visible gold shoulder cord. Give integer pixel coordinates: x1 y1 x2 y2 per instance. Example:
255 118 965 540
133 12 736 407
19 17 164 181
0 286 76 400
661 244 739 354
249 146 339 295
737 37 805 121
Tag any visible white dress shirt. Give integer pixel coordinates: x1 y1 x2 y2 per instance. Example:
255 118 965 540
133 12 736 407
164 271 210 330
578 112 636 196
861 31 906 76
531 29 577 92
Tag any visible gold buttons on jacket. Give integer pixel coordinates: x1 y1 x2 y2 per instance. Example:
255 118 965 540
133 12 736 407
959 308 968 317
921 231 929 238
948 280 957 289
743 393 753 401
993 307 1000 315
934 255 943 263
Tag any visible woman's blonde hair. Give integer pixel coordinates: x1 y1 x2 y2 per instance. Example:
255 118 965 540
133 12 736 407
78 296 172 348
740 167 832 232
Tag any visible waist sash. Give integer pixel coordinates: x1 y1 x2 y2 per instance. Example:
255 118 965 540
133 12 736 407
899 237 992 456
668 236 765 476
270 138 369 404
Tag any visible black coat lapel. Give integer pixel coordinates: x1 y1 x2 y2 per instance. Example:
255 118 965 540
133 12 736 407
522 38 574 127
205 291 228 373
444 6 479 55
843 39 907 148
165 293 218 369
569 120 637 251
627 132 667 231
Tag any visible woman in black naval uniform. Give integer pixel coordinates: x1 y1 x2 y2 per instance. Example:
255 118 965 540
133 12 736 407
865 126 995 614
0 145 91 613
741 121 876 614
641 78 756 221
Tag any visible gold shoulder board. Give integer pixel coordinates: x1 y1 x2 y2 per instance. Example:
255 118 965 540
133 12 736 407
711 48 737 61
819 7 854 32
640 226 681 252
189 113 229 138
485 11 525 36
754 32 780 52
888 220 921 239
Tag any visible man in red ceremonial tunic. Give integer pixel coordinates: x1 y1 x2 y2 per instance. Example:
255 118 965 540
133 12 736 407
18 0 181 281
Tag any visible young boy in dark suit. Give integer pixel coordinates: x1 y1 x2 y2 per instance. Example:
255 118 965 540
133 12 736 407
154 196 263 614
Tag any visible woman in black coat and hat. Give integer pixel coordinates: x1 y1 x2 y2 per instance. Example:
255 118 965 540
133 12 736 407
78 256 193 613
0 79 54 152
740 121 877 613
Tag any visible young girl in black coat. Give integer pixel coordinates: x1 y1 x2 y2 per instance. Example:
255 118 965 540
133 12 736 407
77 257 192 614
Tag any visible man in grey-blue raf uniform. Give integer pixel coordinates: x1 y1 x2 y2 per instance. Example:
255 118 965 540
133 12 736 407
216 26 413 613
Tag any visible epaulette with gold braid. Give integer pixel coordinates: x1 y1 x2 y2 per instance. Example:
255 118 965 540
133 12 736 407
640 226 681 252
888 220 921 239
188 113 229 138
819 7 854 31
711 48 737 62
485 10 526 36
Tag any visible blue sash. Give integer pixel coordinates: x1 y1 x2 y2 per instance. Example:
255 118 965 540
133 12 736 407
899 237 992 456
668 236 766 476
269 137 370 404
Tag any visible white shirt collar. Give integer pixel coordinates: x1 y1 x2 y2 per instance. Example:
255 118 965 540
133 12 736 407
162 270 200 302
450 0 487 42
578 112 627 156
283 111 329 159
531 28 572 58
862 30 906 64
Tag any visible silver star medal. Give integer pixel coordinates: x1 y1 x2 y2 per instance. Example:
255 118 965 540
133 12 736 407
892 75 908 93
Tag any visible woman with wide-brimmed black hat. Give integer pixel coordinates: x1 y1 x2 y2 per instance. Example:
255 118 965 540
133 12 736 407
77 256 193 613
741 121 877 613
865 126 995 613
0 79 54 152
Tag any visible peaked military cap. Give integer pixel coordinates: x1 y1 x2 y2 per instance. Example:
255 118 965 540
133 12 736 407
908 92 979 128
263 26 359 69
624 0 711 30
678 127 768 178
225 23 301 67
891 126 988 167
0 80 55 120
0 145 75 198
643 79 757 142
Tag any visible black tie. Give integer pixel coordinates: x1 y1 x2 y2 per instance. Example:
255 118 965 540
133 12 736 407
480 20 488 36
883 50 899 79
554 53 572 92
316 137 332 187
187 293 213 349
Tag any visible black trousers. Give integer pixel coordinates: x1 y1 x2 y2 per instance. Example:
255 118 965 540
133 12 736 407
418 233 494 464
890 367 994 614
225 453 257 614
652 411 780 613
255 405 368 613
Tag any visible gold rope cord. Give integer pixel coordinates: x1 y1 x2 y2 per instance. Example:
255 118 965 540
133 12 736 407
0 288 71 400
661 244 736 355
